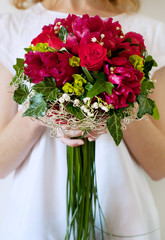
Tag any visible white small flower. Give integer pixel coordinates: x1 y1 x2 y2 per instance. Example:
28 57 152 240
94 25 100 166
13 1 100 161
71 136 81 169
102 106 109 112
100 42 104 46
54 26 59 30
110 67 114 71
120 35 124 39
81 105 88 113
99 103 104 108
109 104 113 108
83 97 90 104
59 97 65 103
73 99 80 106
116 27 120 30
101 34 105 39
91 37 97 42
63 93 70 102
87 112 94 117
92 102 99 109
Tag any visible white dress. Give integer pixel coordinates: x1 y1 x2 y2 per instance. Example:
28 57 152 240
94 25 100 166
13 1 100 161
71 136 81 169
0 3 165 240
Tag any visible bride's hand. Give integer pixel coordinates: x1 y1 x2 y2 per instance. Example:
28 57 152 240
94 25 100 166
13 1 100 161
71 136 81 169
58 127 107 147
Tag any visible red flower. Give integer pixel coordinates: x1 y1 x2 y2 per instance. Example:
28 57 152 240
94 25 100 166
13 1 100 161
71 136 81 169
125 32 145 51
103 63 143 108
119 32 146 57
79 43 107 71
61 33 79 55
24 51 78 87
31 25 62 50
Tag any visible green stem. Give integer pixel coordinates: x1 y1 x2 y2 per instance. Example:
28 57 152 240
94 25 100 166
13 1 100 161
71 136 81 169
66 139 103 240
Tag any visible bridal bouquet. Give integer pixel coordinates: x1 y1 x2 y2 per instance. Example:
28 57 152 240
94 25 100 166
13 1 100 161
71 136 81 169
11 14 158 239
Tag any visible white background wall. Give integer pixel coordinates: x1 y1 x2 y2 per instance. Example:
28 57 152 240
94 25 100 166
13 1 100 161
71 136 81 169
0 0 165 239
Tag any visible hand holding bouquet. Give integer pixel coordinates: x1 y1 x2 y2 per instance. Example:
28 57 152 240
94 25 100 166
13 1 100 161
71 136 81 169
11 14 158 239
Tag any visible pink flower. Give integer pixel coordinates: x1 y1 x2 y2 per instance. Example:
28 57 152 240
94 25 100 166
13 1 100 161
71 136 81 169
72 14 90 41
101 18 124 51
61 33 79 55
108 57 128 66
54 14 79 33
79 42 107 71
24 51 78 87
88 15 104 33
103 63 143 108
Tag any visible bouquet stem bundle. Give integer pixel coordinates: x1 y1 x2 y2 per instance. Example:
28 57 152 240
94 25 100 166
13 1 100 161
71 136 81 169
66 139 104 240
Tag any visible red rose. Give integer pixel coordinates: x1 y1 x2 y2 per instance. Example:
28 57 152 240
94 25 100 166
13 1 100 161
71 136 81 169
31 26 62 50
79 43 107 71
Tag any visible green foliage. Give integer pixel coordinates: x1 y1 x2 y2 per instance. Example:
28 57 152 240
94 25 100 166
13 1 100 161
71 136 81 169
106 112 123 146
140 81 154 96
23 94 47 117
32 77 58 101
137 94 154 118
59 26 69 42
143 55 158 80
85 82 93 92
13 84 29 104
24 47 32 53
13 58 24 72
81 67 95 84
144 55 158 69
66 103 85 120
10 58 25 86
152 101 160 120
87 72 114 98
123 38 132 44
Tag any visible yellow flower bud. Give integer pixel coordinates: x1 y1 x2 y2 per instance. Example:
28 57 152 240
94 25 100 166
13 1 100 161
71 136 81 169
129 55 144 73
69 56 80 67
72 74 87 83
62 82 74 93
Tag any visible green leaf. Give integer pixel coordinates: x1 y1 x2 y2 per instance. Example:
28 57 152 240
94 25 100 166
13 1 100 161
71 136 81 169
152 101 160 120
81 67 95 84
59 26 69 42
23 94 47 117
137 94 154 118
85 82 93 92
10 58 25 86
10 76 20 86
123 38 132 44
24 47 32 53
144 55 158 72
140 81 154 96
13 58 24 72
13 84 29 104
32 77 58 101
86 72 114 98
106 112 123 146
66 103 85 120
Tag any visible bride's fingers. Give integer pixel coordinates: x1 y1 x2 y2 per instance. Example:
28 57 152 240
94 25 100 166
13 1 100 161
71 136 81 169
64 130 83 138
56 128 83 138
84 128 108 141
60 137 84 147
